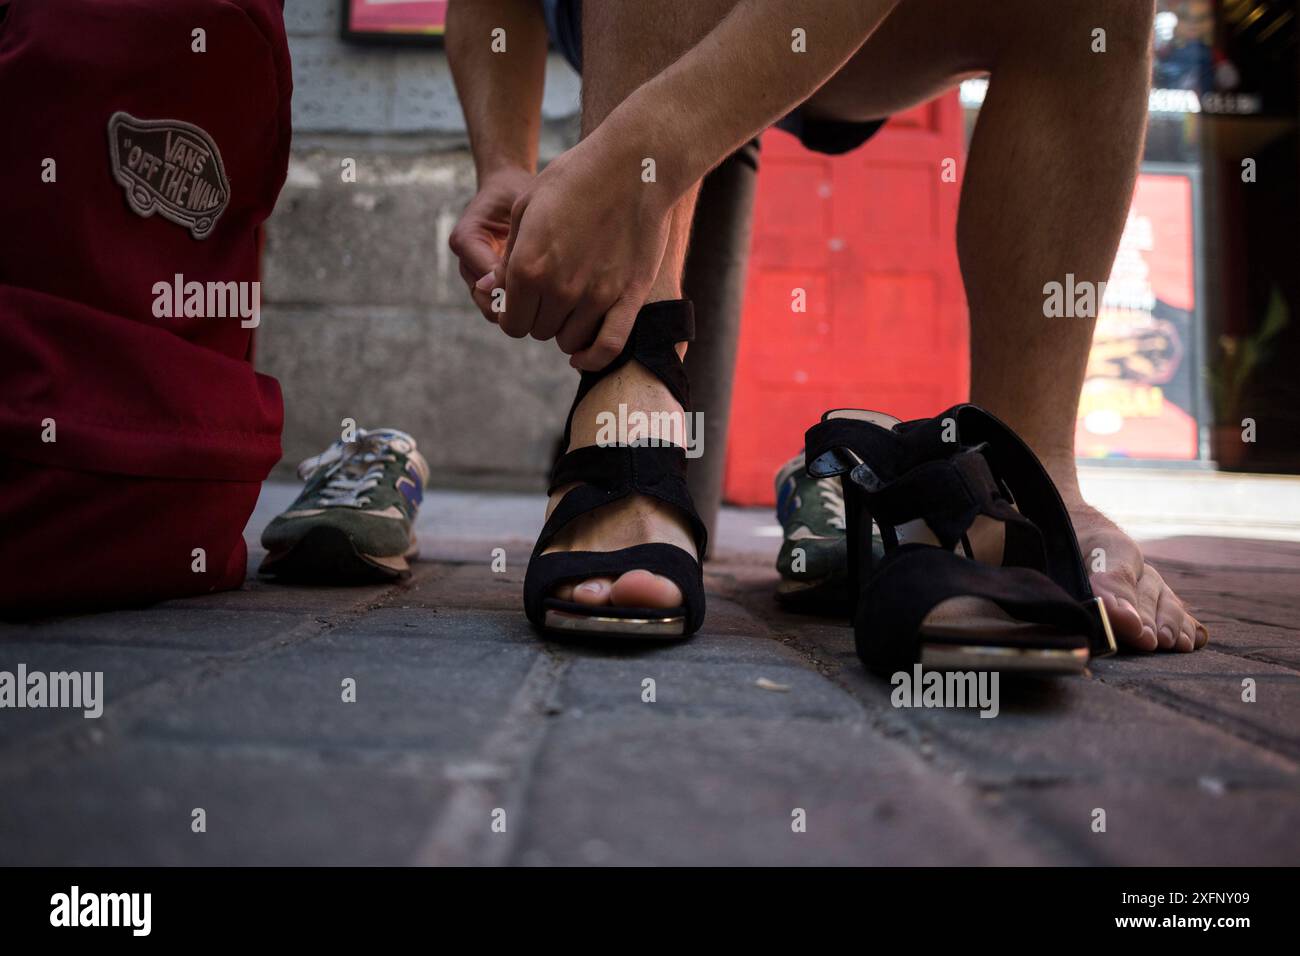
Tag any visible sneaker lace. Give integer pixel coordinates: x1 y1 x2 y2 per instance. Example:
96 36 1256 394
297 429 406 508
817 478 846 531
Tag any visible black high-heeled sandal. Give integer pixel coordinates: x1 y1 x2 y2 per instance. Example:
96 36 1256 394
805 404 1116 674
523 299 707 639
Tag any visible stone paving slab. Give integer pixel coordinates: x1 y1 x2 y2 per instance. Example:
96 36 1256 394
0 486 1297 866
130 638 540 756
0 741 446 866
1001 783 1300 866
1095 654 1300 761
513 716 1051 866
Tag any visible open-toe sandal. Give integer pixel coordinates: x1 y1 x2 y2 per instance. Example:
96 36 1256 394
523 299 707 639
805 405 1116 674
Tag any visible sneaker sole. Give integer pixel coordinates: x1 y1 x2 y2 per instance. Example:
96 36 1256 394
774 575 851 614
259 525 416 584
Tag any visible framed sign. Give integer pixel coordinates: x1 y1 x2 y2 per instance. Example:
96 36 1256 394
341 0 447 47
1074 166 1207 463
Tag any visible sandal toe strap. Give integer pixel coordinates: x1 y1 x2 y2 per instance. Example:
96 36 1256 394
524 543 705 632
858 547 1102 670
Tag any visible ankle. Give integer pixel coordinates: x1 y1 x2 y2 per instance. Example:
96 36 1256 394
1037 449 1083 503
569 370 683 451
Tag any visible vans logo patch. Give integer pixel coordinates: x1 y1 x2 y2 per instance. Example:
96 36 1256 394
107 112 229 240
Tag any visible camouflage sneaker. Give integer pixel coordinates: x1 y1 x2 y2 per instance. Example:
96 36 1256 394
259 428 429 583
775 451 848 607
774 451 883 611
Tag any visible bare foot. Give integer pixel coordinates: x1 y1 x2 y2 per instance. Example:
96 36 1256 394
543 357 697 610
1063 495 1210 654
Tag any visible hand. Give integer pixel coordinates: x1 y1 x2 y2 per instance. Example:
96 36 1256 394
448 166 534 321
484 131 677 370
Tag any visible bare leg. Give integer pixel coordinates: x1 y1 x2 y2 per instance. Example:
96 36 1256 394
544 0 735 610
801 0 1205 651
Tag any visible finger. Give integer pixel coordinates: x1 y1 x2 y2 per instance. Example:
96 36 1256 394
500 257 540 338
531 286 578 342
449 231 500 285
498 197 539 338
570 293 644 371
556 291 619 355
463 260 502 315
471 285 498 323
502 194 527 269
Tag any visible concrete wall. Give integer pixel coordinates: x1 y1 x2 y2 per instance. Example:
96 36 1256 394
259 1 583 488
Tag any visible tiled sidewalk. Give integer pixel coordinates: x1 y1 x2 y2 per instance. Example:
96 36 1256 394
1 485 1297 865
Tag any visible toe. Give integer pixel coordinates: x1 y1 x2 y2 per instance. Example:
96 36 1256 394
1183 615 1209 652
1154 584 1190 653
610 569 683 609
1138 567 1170 650
569 577 614 606
1092 570 1152 651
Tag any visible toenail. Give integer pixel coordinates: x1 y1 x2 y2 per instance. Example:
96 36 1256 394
1176 632 1193 652
1158 625 1175 647
1195 624 1209 648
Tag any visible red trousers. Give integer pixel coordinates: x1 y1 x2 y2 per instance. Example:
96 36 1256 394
0 0 291 613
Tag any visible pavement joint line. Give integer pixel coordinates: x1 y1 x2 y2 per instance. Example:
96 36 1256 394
90 735 467 776
1188 601 1300 622
771 627 1297 854
686 590 1300 782
1097 645 1300 678
1205 613 1300 635
743 621 1097 858
0 576 418 782
411 649 569 866
1232 650 1300 673
1091 673 1300 768
780 630 1096 862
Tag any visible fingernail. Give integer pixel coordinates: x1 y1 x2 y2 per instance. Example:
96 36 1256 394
576 582 603 595
1157 624 1175 649
475 273 495 290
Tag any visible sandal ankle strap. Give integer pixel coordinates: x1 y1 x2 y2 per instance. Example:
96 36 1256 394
562 299 694 449
851 446 1046 569
538 443 707 558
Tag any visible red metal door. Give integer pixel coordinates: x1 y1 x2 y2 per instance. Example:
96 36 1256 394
724 93 969 506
